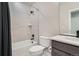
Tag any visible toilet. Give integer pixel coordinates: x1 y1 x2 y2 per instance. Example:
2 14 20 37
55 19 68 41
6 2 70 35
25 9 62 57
29 36 51 56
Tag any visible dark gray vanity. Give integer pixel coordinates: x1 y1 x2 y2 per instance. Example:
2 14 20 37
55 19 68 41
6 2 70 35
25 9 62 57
51 35 79 56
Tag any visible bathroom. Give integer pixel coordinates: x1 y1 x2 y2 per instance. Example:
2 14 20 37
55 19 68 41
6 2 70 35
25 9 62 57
10 2 79 56
9 2 59 56
1 2 79 56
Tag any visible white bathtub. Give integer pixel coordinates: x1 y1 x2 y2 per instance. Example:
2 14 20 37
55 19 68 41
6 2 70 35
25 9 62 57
12 40 37 56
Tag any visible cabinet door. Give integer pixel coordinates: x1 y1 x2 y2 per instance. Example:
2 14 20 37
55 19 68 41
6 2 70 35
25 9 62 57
52 48 70 56
52 40 79 56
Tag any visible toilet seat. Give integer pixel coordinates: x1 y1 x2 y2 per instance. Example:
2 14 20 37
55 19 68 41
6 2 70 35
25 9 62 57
29 45 45 56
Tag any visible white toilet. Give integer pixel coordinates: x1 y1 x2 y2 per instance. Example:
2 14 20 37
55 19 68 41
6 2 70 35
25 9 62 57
29 36 51 56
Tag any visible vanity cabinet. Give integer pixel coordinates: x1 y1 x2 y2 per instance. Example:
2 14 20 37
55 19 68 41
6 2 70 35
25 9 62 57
51 40 79 56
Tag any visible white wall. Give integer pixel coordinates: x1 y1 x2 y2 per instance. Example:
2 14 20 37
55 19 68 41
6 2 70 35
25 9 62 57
9 2 79 43
60 2 79 34
38 2 60 37
9 3 30 43
9 2 39 43
9 2 60 43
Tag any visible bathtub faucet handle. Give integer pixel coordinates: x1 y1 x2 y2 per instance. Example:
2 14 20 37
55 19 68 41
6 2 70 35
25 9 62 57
32 34 34 37
31 34 35 40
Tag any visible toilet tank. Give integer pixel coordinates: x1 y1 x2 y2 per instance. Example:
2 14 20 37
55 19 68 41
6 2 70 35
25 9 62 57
39 36 51 47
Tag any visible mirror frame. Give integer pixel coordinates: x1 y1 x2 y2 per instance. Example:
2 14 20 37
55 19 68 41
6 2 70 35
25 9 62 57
69 8 79 35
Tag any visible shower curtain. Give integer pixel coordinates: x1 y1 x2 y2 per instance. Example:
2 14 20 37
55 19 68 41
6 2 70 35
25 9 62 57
0 2 12 56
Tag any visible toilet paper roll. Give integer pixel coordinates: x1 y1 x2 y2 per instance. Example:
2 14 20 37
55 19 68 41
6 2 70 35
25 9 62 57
48 46 52 53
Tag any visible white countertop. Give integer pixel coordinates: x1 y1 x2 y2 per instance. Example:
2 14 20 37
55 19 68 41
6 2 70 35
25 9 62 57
50 35 79 46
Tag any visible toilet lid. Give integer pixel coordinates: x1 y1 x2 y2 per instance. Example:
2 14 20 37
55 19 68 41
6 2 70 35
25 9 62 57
29 45 45 52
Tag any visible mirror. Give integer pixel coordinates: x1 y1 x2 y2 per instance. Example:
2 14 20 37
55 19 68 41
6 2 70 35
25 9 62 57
60 8 79 36
71 10 79 34
70 9 79 35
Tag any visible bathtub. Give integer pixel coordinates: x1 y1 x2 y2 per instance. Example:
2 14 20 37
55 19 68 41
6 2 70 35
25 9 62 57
12 40 37 56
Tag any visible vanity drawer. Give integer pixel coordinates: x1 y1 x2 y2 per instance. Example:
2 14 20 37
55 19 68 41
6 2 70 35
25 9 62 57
52 48 70 56
52 40 79 56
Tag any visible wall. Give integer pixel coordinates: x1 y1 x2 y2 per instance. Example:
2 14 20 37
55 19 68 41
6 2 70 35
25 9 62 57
9 2 60 43
37 2 60 37
9 2 39 43
9 2 79 43
9 3 30 43
60 2 79 34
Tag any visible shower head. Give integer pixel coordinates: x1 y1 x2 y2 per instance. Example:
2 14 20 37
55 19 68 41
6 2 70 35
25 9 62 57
21 2 40 15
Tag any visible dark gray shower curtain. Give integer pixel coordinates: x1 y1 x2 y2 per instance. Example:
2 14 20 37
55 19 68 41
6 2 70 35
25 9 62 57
0 2 12 56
